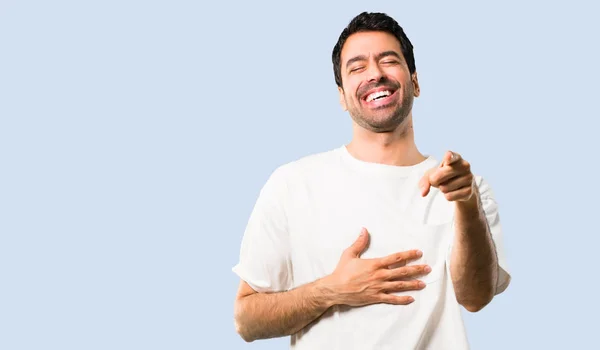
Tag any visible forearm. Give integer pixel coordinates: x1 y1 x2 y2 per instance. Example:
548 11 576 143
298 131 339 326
234 279 335 342
450 189 498 312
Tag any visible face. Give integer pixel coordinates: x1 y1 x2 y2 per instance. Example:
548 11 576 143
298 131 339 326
338 31 420 133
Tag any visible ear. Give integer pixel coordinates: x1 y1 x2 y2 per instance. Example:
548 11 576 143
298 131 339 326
412 72 421 97
338 86 348 111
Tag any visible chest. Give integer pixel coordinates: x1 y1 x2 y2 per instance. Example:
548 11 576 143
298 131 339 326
287 173 455 286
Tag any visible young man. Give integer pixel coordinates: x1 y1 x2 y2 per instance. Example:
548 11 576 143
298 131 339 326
232 11 511 349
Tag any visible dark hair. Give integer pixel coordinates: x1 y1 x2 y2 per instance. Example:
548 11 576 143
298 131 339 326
332 12 416 87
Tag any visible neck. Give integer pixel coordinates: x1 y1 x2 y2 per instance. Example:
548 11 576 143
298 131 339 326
346 114 426 166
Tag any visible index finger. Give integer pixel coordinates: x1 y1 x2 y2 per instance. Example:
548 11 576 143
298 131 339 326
442 151 462 166
376 249 423 268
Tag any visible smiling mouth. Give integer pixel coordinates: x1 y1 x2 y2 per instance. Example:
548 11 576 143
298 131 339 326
360 88 399 108
365 90 393 102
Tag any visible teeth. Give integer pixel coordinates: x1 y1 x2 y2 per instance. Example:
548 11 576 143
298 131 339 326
366 90 391 102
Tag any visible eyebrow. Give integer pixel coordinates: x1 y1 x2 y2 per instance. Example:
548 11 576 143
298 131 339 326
345 51 402 69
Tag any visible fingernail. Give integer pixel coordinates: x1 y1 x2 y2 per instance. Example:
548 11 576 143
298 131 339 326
418 281 426 288
416 250 423 257
407 297 415 302
424 265 431 273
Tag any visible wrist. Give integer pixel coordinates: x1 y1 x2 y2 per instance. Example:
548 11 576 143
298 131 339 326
311 275 341 309
455 184 481 213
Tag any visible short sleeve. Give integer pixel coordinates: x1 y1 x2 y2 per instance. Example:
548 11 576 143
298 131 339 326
231 166 294 293
476 176 511 295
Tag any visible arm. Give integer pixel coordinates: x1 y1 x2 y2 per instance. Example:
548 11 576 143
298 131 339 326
450 186 498 312
233 166 330 342
234 229 429 342
419 151 506 312
233 279 333 342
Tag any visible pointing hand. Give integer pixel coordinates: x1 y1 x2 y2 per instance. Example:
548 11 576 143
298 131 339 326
418 151 475 202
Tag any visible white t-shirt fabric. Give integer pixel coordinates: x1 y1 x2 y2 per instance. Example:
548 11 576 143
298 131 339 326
232 145 511 350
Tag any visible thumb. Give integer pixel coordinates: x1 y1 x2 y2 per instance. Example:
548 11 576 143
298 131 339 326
419 169 434 197
345 227 370 258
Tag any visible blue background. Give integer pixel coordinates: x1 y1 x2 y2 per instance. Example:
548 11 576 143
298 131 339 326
1 1 598 349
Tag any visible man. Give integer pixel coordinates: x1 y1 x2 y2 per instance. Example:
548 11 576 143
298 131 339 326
232 11 511 349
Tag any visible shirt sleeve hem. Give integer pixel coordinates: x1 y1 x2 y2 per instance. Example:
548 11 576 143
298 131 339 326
232 264 275 294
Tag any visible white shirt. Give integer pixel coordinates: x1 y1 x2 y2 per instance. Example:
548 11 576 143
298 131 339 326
232 145 511 349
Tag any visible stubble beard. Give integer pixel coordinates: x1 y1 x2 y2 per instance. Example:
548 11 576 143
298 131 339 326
347 86 414 134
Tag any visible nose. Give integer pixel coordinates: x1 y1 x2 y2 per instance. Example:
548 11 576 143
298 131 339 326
366 63 384 82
